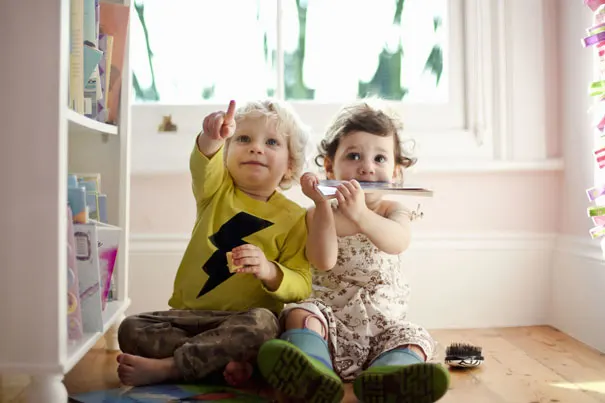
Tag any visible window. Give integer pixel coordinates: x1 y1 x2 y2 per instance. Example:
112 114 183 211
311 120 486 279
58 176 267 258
132 0 447 104
129 0 497 174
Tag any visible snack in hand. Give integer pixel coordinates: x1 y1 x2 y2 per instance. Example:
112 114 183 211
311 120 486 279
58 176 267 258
226 251 243 273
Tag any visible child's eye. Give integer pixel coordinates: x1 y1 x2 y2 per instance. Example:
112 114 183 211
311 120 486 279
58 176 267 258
235 135 250 143
266 138 279 146
346 153 361 160
375 155 387 163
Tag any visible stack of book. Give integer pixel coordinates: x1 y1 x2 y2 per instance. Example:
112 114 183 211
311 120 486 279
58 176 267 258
66 173 121 343
69 0 130 125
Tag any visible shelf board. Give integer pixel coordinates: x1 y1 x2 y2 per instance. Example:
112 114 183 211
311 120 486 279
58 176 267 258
64 298 130 373
102 298 130 333
67 108 118 136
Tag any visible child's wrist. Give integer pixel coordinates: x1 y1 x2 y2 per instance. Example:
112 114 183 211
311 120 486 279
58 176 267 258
314 198 331 207
260 261 282 291
199 130 225 144
258 260 277 281
355 208 371 232
197 132 224 157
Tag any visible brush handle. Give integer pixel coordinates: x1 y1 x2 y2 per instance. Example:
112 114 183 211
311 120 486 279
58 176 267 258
445 355 484 360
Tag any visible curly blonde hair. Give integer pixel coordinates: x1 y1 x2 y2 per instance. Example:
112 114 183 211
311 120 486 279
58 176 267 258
225 99 312 190
315 98 416 179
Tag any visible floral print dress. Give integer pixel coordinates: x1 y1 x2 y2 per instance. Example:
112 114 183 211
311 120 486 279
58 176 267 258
293 233 435 381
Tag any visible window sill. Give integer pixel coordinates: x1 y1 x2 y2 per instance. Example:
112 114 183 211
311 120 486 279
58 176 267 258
411 158 564 174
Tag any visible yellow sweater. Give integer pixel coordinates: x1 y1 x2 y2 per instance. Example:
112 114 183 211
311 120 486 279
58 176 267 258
168 142 312 313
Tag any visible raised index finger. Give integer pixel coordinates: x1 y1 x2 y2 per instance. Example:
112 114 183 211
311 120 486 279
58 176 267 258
225 100 236 123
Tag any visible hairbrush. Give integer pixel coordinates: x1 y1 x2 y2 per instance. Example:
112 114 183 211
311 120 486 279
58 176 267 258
445 343 484 368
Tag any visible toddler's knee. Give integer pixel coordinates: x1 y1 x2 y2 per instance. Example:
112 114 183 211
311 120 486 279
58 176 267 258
117 315 141 353
248 308 279 336
284 308 327 338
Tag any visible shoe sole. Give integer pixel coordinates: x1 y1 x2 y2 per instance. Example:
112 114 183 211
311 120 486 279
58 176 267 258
354 362 450 403
257 340 344 403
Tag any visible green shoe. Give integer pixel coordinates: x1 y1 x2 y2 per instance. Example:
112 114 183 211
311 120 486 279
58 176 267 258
257 339 344 403
353 362 450 403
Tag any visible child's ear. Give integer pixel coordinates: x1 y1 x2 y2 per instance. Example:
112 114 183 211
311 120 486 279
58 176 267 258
393 165 404 183
284 158 293 177
324 158 335 179
280 166 294 190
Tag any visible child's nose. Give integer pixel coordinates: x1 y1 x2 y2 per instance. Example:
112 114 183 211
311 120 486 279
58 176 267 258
358 160 375 174
248 142 263 154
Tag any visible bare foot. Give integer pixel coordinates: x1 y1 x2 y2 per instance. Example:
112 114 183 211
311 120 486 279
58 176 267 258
116 353 180 386
223 361 253 387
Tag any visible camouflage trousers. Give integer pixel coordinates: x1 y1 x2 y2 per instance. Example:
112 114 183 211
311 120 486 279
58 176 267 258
117 307 279 382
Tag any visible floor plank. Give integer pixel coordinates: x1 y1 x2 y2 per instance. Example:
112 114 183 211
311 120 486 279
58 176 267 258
0 375 29 403
454 328 602 403
2 326 605 403
431 329 507 403
500 326 605 402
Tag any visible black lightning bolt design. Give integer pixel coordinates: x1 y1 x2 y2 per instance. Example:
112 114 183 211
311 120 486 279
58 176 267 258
197 212 274 298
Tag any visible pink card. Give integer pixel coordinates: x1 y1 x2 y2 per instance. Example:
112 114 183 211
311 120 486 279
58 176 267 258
586 0 605 12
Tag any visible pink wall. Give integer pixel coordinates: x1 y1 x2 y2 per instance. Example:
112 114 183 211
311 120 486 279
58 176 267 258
544 0 562 159
130 171 562 235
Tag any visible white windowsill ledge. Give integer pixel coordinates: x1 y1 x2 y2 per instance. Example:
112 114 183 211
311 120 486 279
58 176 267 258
410 158 564 174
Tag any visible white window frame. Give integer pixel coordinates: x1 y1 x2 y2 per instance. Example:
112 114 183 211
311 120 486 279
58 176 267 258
130 0 561 174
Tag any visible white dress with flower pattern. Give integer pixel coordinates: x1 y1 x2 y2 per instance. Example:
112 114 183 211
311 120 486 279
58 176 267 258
282 231 435 381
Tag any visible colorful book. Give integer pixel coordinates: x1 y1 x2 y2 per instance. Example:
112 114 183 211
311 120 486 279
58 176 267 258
69 0 85 113
96 33 114 123
83 44 103 117
73 222 104 333
96 222 120 310
82 0 97 46
83 0 103 118
83 45 103 86
67 206 84 341
317 180 434 197
69 383 270 402
99 2 130 124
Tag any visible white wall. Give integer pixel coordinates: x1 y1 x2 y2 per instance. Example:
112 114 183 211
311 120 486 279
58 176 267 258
129 232 556 329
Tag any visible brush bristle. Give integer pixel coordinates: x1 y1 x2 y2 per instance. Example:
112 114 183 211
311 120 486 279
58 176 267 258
445 342 482 357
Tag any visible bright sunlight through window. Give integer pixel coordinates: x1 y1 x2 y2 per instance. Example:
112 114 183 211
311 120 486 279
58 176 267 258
551 381 605 394
130 0 447 104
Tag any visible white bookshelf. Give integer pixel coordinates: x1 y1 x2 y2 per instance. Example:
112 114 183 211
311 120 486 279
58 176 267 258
67 109 118 136
0 0 132 401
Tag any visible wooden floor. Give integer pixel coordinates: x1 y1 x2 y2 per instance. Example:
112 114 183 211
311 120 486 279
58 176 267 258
2 326 605 402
